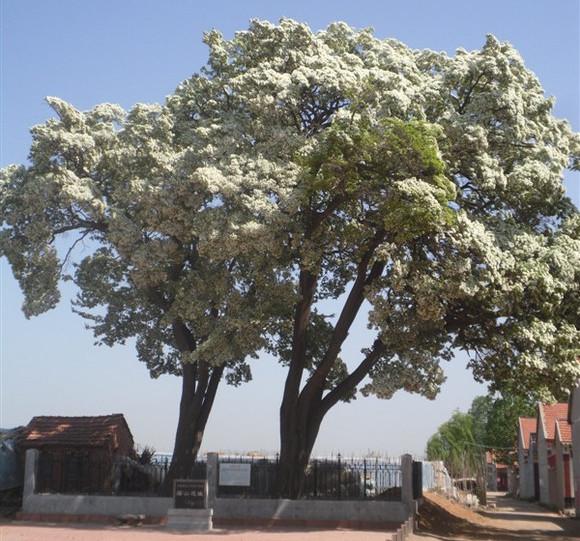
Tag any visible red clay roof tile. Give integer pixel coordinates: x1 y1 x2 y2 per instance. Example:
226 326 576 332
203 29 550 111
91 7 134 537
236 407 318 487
22 414 133 450
556 419 572 444
539 403 570 441
518 417 536 450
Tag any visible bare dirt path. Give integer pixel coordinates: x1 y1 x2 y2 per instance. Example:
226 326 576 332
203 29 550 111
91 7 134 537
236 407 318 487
411 491 580 541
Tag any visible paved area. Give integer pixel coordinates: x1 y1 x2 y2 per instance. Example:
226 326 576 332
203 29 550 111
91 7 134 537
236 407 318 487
411 491 580 540
0 522 394 541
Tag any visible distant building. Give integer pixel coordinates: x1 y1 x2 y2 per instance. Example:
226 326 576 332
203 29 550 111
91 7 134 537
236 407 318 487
553 418 574 510
486 452 509 492
20 414 135 493
486 451 498 491
517 417 536 499
537 403 572 509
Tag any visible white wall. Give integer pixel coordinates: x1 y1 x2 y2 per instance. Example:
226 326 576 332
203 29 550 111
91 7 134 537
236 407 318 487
537 413 550 505
517 428 534 499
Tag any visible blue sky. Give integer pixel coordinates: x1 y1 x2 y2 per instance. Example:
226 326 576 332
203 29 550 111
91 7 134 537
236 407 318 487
1 0 579 456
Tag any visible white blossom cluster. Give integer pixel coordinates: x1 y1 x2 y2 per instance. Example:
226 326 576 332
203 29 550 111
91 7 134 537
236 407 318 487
1 19 578 401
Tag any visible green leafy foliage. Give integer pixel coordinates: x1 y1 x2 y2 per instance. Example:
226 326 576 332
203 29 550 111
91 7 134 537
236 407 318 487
427 393 537 470
469 394 536 462
426 411 481 478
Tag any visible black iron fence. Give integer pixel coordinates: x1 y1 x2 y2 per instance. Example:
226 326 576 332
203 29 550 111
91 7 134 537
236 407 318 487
36 452 206 496
36 451 403 501
217 455 402 501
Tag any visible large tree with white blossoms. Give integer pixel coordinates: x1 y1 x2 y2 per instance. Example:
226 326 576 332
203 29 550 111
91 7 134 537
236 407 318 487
2 19 580 498
0 98 287 486
166 20 580 496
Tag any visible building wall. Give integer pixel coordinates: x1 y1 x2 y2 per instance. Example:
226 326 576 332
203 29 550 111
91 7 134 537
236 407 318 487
518 432 534 499
114 424 135 457
571 385 580 516
521 456 535 499
22 493 409 525
554 434 566 510
537 413 550 505
486 463 497 491
517 428 535 499
23 493 172 518
214 497 409 525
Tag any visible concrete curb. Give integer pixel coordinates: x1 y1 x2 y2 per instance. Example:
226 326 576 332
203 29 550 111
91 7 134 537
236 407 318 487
388 515 414 541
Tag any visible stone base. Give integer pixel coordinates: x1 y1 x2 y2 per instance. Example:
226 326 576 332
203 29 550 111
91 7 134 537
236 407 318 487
166 508 213 532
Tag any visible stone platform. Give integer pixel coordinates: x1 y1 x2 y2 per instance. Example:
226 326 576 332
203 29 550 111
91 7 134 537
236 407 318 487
166 508 213 532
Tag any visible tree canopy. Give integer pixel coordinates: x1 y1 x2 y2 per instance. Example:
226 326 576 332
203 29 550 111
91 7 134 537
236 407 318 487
426 411 480 479
166 19 580 401
0 96 287 482
427 393 538 472
166 20 580 495
469 394 536 461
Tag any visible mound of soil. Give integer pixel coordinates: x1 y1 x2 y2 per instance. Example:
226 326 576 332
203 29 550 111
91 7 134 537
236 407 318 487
417 492 492 537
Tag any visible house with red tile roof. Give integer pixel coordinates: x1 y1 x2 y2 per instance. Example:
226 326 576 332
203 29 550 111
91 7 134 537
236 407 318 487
20 414 135 494
517 417 537 500
570 383 580 516
537 403 573 509
553 418 574 510
22 414 134 451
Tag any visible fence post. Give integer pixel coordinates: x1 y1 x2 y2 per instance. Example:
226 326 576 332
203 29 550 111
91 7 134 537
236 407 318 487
401 454 414 506
313 459 318 498
206 452 218 508
275 453 280 497
23 448 39 505
337 453 342 500
363 459 367 499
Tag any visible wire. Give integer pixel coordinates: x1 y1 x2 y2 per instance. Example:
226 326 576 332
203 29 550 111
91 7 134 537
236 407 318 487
456 441 516 451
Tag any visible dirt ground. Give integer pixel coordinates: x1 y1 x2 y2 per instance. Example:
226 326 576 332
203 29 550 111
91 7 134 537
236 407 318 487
0 522 394 541
412 491 580 541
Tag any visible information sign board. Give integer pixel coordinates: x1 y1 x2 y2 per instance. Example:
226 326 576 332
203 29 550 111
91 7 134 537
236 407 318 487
219 463 251 486
173 479 207 509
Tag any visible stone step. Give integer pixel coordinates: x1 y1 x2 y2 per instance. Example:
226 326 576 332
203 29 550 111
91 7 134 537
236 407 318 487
166 508 213 532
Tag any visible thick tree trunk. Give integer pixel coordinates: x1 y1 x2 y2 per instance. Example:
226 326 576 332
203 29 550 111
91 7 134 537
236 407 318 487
278 230 387 498
278 268 317 497
278 339 385 498
163 360 224 493
278 398 324 498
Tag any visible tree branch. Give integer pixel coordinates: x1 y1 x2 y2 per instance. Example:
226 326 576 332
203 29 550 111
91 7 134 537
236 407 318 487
50 219 107 242
172 318 197 353
197 364 225 430
457 72 487 114
300 231 386 398
310 194 346 231
282 269 318 406
58 230 92 272
318 338 385 417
